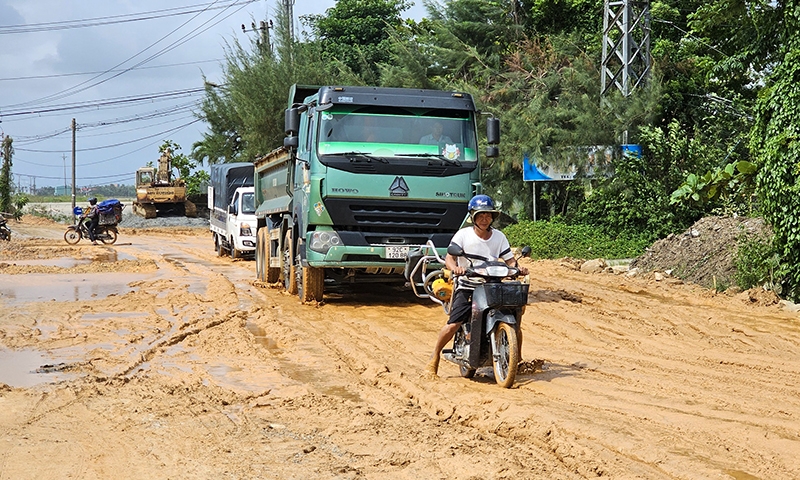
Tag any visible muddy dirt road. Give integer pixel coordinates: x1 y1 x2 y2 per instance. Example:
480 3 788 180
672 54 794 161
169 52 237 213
1 217 799 479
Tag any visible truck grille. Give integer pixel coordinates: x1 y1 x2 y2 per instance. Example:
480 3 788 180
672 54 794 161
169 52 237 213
324 198 467 243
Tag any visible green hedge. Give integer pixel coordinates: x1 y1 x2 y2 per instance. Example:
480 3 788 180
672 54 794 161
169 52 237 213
503 219 652 260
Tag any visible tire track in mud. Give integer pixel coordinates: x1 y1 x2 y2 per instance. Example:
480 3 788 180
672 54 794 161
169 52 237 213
248 285 657 478
6 222 800 478
516 260 800 479
245 288 587 478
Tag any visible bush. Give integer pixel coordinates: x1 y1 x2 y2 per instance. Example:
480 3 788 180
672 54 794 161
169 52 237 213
503 219 651 260
735 231 780 292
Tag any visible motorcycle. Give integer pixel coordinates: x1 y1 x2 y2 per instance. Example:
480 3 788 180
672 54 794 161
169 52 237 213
408 241 531 388
0 217 11 241
64 205 122 245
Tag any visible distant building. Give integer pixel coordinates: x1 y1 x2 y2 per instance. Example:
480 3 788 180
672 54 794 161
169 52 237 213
55 185 73 196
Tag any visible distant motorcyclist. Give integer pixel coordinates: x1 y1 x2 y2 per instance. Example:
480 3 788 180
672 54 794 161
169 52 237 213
425 194 528 376
81 197 100 245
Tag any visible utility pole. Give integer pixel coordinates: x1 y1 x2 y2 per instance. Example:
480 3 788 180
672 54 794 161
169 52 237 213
241 20 273 54
63 154 67 193
281 0 295 41
601 0 651 97
71 118 76 217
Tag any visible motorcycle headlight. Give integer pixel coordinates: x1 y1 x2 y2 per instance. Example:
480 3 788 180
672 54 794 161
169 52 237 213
484 265 510 277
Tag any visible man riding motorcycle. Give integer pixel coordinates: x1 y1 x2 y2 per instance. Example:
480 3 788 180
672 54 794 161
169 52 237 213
425 194 529 376
81 197 100 245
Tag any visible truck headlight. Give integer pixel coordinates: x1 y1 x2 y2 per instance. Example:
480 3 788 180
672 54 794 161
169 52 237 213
240 223 252 236
309 230 342 254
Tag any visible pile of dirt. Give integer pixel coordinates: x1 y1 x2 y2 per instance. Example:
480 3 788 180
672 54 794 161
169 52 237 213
630 216 772 291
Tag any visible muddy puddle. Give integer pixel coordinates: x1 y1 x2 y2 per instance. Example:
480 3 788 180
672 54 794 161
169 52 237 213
0 348 79 387
0 273 152 305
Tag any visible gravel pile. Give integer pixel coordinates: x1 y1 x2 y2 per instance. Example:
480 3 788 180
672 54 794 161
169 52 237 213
118 211 210 229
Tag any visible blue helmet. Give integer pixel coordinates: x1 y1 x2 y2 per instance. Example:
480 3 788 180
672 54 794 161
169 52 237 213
468 194 500 222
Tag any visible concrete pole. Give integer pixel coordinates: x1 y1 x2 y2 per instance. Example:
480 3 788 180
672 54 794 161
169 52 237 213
71 118 76 219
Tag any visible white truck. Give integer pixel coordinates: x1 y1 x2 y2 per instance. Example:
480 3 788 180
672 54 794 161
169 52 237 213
208 163 256 259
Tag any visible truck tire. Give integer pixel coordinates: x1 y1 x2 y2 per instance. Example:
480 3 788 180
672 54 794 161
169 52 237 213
266 230 280 282
299 265 324 303
283 230 297 295
215 234 225 257
256 229 267 282
230 238 240 259
256 228 280 283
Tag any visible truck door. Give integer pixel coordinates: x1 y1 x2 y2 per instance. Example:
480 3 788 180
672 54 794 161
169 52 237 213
292 110 314 230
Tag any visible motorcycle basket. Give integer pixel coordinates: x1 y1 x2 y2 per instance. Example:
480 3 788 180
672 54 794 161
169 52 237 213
484 282 529 307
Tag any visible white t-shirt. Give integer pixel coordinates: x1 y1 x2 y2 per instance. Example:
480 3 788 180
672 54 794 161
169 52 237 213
449 226 513 271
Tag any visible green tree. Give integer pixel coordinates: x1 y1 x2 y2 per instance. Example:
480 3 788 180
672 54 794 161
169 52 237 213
305 0 410 83
750 2 800 301
194 6 350 165
160 141 208 197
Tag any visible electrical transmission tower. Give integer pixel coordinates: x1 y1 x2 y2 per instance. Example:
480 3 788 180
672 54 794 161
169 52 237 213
601 0 651 97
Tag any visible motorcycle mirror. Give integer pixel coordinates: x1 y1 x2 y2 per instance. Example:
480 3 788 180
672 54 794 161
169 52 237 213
447 244 464 257
520 246 532 257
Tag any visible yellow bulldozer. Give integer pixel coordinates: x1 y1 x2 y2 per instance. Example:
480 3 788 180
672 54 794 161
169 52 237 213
133 148 197 219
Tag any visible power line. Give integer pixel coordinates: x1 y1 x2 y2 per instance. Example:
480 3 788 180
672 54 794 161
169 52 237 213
0 59 223 83
1 88 205 117
0 1 256 34
12 105 199 145
4 0 250 110
15 119 201 154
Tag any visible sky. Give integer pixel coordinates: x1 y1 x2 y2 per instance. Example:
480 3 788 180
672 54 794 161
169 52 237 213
0 0 428 191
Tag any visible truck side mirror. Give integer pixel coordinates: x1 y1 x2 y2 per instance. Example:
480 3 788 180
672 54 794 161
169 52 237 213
228 204 237 215
285 108 300 135
486 117 500 145
284 136 299 148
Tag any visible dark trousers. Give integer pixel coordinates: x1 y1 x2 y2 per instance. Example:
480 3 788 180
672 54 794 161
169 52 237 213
87 217 99 241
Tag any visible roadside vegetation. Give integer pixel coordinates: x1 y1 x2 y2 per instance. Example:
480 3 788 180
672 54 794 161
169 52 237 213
189 0 798 297
4 0 795 299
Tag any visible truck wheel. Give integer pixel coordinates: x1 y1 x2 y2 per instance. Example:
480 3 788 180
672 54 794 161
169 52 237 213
265 229 280 282
299 265 324 303
256 229 267 282
230 240 239 259
283 230 297 294
215 234 224 257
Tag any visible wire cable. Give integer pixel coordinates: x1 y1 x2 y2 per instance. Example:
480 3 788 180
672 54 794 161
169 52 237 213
0 1 255 34
3 0 248 110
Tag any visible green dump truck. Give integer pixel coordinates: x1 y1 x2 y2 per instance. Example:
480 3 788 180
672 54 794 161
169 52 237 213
254 85 500 302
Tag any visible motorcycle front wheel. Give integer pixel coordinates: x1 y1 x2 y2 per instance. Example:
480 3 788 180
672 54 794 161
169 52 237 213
453 328 476 378
64 228 81 245
492 322 520 388
99 228 118 245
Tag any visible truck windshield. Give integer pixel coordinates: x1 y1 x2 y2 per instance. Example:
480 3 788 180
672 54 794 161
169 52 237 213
241 192 256 215
317 106 478 164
